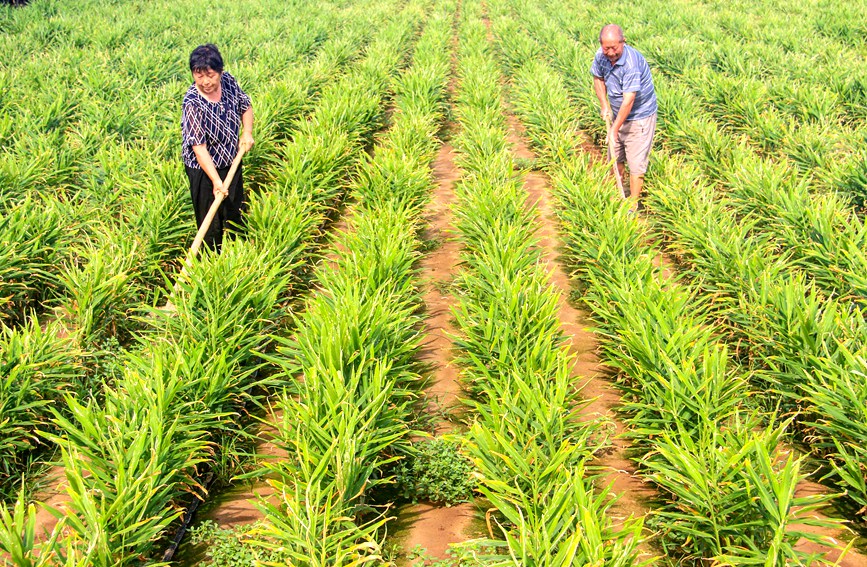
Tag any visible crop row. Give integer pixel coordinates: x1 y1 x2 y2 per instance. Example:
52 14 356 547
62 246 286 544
0 0 422 563
486 1 848 563
629 5 867 126
231 2 456 562
645 155 867 525
501 0 867 524
0 0 379 504
434 2 646 564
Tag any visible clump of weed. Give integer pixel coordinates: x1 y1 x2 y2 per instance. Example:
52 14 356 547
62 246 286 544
405 541 508 566
396 437 475 505
188 521 285 566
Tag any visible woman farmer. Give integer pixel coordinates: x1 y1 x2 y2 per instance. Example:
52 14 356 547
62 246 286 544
181 43 254 251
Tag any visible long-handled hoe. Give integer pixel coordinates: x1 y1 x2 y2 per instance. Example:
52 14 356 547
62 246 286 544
154 144 248 556
605 116 627 199
161 145 248 313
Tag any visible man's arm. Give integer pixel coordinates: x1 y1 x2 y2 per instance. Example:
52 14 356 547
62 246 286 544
593 76 611 122
610 91 636 143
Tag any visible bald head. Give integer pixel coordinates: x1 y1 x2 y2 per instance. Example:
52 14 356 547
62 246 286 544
599 24 625 63
599 24 624 44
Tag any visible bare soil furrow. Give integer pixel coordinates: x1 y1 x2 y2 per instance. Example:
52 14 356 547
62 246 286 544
417 143 464 427
395 9 476 557
196 418 286 530
398 141 474 564
32 467 69 542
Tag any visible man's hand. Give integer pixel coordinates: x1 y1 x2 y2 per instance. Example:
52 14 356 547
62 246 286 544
601 107 613 124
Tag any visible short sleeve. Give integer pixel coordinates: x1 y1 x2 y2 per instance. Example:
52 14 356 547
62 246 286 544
238 88 251 113
224 72 252 114
182 102 206 146
590 51 604 77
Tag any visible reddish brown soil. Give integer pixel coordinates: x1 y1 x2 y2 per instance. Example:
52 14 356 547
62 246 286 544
399 503 475 564
170 418 285 565
38 306 72 339
197 414 286 529
651 249 677 282
417 16 464 425
28 371 284 551
417 143 464 430
323 214 354 269
592 125 864 563
791 476 867 566
420 144 461 433
195 480 274 529
395 8 475 558
24 320 75 543
31 466 70 542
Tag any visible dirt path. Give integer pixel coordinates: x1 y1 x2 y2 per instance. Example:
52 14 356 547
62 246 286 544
417 143 464 429
396 140 475 564
194 416 286 529
323 207 356 265
398 502 476 564
31 467 70 542
792 480 867 567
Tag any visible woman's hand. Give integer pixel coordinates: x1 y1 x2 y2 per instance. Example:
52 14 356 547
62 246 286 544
213 179 228 198
240 130 254 152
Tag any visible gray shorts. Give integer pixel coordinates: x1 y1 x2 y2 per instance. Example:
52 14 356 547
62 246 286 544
613 112 656 175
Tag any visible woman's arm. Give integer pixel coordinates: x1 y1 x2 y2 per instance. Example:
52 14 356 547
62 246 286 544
192 144 226 197
240 106 254 151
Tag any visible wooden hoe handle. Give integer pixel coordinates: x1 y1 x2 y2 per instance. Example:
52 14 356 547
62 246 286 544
170 146 247 299
606 117 626 199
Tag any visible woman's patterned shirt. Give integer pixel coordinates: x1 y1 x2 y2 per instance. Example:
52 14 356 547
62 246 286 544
181 72 251 169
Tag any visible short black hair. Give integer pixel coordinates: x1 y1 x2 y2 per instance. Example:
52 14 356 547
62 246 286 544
189 44 224 73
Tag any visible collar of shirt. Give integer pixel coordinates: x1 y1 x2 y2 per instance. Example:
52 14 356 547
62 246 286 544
612 45 631 67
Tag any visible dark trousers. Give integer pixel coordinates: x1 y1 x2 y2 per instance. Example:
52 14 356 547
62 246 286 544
185 163 246 252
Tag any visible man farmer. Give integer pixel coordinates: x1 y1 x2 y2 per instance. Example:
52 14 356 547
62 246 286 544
591 24 657 211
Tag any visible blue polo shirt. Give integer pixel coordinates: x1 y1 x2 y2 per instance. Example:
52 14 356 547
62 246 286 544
590 44 657 121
